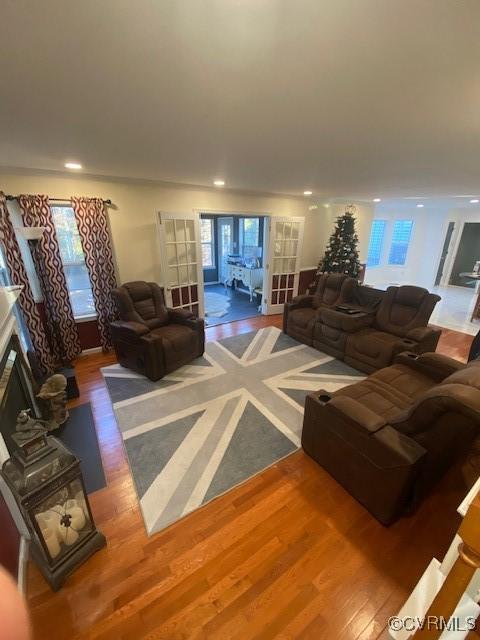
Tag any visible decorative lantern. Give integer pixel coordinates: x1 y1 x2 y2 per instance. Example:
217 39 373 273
1 410 106 591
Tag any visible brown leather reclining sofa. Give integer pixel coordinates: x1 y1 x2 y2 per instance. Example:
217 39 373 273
111 281 205 381
302 352 480 524
284 273 441 373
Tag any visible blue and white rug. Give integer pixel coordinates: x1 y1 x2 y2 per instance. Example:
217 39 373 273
102 327 363 536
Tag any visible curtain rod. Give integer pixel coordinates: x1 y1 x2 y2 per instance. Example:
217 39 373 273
5 195 113 206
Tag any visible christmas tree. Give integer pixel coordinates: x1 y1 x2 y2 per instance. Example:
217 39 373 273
319 205 362 278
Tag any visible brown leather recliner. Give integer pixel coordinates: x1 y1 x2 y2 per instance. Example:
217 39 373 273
283 273 357 345
341 285 441 373
110 281 205 381
302 352 480 524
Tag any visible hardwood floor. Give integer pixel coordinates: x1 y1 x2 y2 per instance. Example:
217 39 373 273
26 317 476 640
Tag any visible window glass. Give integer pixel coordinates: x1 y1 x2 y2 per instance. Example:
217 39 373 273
51 207 95 318
200 218 215 268
388 220 414 266
240 218 260 258
366 220 387 267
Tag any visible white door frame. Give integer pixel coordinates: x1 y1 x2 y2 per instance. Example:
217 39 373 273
217 217 234 284
262 216 305 315
156 210 205 317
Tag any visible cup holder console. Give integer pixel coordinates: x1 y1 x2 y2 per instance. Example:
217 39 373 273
318 393 332 404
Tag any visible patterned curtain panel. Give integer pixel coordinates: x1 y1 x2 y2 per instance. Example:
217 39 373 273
0 192 55 373
71 197 118 350
18 194 81 363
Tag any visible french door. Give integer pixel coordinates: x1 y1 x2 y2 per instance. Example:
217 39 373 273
217 217 234 283
156 211 204 317
263 216 305 315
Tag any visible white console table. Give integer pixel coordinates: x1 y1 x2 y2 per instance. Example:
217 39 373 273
224 265 263 302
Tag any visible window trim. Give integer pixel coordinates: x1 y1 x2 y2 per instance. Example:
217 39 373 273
200 218 216 269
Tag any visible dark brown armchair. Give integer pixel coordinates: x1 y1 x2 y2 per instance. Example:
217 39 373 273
110 281 205 381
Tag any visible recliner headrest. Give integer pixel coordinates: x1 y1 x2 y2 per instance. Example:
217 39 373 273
391 285 430 307
123 281 153 302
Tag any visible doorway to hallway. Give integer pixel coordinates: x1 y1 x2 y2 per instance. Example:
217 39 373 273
200 213 265 327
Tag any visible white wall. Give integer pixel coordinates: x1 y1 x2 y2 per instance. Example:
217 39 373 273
364 201 452 289
0 171 332 285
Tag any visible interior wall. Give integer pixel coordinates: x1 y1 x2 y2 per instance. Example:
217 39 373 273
364 202 451 289
0 171 328 286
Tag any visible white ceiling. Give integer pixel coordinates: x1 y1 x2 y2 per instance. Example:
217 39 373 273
1 0 480 199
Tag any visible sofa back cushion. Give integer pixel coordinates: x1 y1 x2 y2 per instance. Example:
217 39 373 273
312 273 356 309
374 285 440 337
113 281 169 329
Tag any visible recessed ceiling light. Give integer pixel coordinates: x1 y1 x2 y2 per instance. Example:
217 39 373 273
416 203 424 208
470 199 479 204
373 198 381 203
303 190 313 196
308 205 318 211
213 179 225 187
64 161 82 170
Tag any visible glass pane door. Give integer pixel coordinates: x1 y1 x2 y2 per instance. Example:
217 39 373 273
157 212 204 317
263 217 304 314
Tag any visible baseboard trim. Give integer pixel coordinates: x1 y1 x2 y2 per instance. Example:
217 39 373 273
17 536 29 594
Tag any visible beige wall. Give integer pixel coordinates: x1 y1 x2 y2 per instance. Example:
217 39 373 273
0 171 335 284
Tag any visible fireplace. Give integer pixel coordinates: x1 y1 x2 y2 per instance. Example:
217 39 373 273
0 286 34 586
0 333 39 456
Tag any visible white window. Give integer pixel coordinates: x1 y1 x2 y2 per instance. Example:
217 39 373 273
51 206 95 319
388 220 414 266
240 217 260 258
200 218 215 268
366 220 387 267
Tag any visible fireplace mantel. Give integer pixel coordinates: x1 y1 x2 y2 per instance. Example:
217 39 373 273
0 286 22 358
0 285 30 590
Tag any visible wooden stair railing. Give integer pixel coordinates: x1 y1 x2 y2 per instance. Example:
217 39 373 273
413 492 480 639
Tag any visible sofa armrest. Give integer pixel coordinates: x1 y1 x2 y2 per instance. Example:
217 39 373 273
319 307 375 333
394 351 466 382
168 308 194 322
289 294 316 309
168 307 202 327
405 326 442 353
328 396 387 433
110 320 150 337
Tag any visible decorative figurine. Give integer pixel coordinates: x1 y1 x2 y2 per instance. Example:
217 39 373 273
37 374 69 430
14 409 48 441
